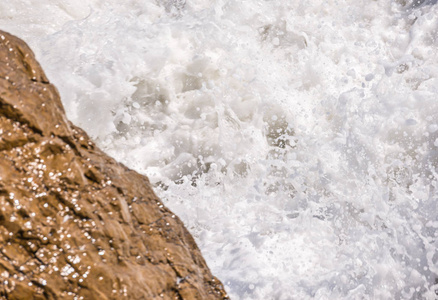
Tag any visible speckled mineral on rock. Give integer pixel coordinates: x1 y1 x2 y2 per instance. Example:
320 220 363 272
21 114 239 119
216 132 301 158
0 30 228 300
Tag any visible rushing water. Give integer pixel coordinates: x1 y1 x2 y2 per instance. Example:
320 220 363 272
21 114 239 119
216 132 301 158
3 0 438 298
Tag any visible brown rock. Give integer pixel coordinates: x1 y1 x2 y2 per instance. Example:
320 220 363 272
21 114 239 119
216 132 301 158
0 30 228 300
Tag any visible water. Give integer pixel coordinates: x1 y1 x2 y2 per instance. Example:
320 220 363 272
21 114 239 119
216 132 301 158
3 0 438 298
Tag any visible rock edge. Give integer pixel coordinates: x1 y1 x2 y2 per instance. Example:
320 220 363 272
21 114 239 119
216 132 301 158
0 30 228 300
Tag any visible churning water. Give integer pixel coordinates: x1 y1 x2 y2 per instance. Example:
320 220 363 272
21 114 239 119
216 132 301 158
3 0 438 298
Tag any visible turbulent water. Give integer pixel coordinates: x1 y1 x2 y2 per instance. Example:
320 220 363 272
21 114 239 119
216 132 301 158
3 0 438 298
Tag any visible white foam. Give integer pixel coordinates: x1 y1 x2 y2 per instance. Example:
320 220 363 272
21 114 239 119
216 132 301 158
4 0 438 298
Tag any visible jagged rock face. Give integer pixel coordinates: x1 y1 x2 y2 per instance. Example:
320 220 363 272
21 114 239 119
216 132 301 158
0 31 228 300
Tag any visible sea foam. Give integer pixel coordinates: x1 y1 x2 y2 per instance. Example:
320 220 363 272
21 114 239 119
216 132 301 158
3 0 438 298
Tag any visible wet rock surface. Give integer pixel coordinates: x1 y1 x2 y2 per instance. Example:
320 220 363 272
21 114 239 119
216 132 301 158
0 30 228 300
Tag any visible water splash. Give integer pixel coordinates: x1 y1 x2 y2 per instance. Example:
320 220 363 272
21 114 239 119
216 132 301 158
3 0 438 298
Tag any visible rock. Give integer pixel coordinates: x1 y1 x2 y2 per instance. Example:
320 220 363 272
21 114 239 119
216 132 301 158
0 30 228 300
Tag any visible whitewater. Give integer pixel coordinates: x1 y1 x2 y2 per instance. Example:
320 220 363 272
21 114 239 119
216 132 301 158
3 0 438 298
